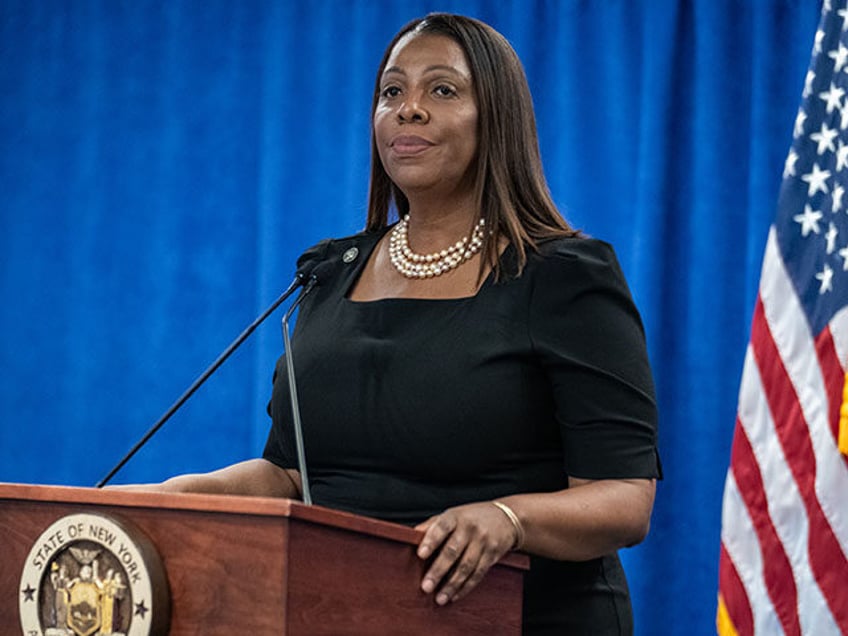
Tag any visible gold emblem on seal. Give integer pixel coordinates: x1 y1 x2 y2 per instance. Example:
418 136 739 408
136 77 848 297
19 513 169 636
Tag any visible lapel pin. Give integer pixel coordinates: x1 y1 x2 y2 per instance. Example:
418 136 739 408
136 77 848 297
342 247 359 264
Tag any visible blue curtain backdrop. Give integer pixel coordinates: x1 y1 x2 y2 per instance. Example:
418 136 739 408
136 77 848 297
0 0 820 632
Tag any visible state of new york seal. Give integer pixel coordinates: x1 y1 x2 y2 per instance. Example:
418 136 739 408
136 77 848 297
19 513 169 636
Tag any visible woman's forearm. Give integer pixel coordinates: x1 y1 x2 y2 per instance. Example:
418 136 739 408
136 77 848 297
499 477 656 561
109 459 302 499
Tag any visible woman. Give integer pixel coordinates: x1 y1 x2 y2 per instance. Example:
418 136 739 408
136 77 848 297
142 14 661 634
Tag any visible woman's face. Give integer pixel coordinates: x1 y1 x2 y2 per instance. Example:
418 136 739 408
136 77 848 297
373 33 478 201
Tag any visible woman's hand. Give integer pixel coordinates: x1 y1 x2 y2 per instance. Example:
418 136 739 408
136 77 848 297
414 501 519 606
413 478 656 606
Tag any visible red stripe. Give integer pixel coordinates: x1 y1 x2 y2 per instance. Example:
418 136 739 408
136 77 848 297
751 297 848 631
731 412 801 636
815 327 843 445
814 326 848 471
719 542 754 636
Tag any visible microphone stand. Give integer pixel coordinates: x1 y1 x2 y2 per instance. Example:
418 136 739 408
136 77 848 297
281 275 320 505
95 274 307 488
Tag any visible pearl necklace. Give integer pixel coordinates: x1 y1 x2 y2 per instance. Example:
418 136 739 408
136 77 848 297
389 214 486 279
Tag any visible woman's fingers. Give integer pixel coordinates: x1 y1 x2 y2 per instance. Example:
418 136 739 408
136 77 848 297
416 512 456 560
430 536 484 605
416 502 518 604
418 512 462 594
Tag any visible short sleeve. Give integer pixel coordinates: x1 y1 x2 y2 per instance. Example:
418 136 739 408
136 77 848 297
529 239 661 480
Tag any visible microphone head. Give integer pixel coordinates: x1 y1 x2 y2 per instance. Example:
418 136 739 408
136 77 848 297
294 266 313 283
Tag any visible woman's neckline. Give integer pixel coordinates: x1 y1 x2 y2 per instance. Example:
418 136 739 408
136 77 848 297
343 227 511 305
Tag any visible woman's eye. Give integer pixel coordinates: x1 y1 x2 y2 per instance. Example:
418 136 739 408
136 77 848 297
381 86 401 98
434 85 456 97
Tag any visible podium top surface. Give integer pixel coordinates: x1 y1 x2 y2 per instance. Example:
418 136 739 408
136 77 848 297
0 482 528 570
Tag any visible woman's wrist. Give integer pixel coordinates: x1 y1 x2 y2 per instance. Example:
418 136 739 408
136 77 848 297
492 500 525 550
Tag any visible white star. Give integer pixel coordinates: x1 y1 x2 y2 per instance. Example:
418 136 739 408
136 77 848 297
825 0 832 13
839 244 848 270
839 7 848 24
803 70 816 98
795 109 808 138
811 122 839 154
834 183 845 212
826 222 839 253
820 83 846 114
815 29 825 55
837 139 848 171
801 163 831 196
830 43 848 73
784 149 799 178
839 103 848 129
816 263 834 294
794 204 823 236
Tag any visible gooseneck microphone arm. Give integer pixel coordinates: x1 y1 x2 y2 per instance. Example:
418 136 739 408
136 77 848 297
280 272 321 505
95 272 310 488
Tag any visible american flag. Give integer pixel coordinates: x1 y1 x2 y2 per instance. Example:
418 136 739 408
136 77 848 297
717 2 848 635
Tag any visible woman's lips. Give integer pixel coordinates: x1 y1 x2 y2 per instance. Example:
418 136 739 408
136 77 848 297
390 135 434 155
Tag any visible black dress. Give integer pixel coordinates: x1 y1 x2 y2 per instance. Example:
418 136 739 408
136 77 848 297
264 228 661 635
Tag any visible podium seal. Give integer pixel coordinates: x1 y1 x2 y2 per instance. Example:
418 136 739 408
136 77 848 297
19 513 170 636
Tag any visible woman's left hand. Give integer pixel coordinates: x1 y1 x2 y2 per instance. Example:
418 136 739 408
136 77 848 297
414 501 519 605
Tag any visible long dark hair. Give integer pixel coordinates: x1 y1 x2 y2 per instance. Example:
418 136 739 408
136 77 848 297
366 13 578 278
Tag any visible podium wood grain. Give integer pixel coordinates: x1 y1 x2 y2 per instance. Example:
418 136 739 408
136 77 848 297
0 483 527 635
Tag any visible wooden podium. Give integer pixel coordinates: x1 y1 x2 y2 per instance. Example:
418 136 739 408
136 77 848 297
0 483 527 635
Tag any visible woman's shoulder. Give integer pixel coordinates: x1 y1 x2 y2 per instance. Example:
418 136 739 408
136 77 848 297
512 235 640 316
523 235 646 345
296 228 388 269
525 235 622 280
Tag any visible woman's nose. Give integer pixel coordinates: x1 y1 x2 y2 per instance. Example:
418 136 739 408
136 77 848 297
397 94 429 123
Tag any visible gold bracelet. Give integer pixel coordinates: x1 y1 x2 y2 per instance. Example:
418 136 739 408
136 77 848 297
492 501 525 550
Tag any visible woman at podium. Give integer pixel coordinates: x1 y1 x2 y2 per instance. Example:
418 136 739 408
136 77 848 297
132 13 661 635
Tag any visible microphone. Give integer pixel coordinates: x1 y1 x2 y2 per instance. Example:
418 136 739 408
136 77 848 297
280 262 334 505
95 263 319 488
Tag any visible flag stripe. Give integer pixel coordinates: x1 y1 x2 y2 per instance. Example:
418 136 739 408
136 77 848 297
815 326 844 445
717 596 741 636
752 294 848 631
760 230 848 551
719 544 754 636
827 308 848 457
730 408 801 636
720 469 784 635
737 339 841 635
814 325 848 466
